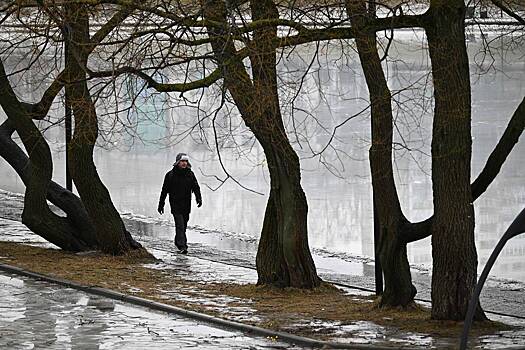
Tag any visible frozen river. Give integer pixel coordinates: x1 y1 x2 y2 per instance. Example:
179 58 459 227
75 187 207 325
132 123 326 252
1 29 524 283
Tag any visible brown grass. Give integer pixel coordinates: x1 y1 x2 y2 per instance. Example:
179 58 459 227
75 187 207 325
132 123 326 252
0 242 512 341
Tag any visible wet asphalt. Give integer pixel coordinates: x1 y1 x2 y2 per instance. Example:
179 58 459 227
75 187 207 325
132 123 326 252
1 191 525 348
0 270 300 350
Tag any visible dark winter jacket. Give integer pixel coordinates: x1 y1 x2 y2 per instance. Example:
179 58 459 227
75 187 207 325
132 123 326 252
159 167 202 214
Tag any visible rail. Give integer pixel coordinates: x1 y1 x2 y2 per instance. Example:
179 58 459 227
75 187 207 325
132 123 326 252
460 208 525 350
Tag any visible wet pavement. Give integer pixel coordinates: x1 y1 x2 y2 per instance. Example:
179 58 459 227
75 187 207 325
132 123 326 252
0 270 299 349
1 190 523 321
1 191 525 348
145 241 525 349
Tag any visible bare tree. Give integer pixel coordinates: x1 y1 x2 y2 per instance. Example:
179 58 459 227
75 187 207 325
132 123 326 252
82 0 525 301
0 1 149 256
1 1 523 316
343 0 524 320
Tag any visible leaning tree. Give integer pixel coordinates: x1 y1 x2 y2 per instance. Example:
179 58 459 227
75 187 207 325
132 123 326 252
17 0 522 314
0 1 149 256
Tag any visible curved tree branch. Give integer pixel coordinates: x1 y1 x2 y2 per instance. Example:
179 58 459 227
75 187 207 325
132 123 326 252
88 5 134 49
490 0 525 25
88 66 223 93
0 119 98 247
0 59 94 251
471 97 525 199
404 97 525 243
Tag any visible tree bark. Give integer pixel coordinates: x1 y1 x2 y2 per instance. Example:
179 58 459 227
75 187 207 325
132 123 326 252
201 0 320 287
0 62 93 251
346 0 416 307
64 4 145 255
426 0 486 320
0 119 98 248
256 138 319 288
404 96 525 244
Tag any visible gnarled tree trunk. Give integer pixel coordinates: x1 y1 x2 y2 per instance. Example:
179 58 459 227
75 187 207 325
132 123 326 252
0 62 94 251
202 0 320 287
0 5 147 255
0 119 98 249
256 129 319 288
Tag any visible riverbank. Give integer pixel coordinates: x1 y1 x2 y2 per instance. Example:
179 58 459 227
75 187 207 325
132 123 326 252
1 187 525 347
0 239 521 349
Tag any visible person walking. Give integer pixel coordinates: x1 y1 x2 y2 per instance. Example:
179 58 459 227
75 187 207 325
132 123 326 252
158 153 202 254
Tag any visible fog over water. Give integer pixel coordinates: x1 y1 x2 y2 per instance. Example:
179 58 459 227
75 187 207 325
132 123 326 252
1 29 524 281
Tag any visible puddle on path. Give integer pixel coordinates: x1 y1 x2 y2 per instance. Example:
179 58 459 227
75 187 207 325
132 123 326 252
0 272 299 349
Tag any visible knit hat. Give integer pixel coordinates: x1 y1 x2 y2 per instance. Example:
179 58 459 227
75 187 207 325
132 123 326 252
174 153 191 168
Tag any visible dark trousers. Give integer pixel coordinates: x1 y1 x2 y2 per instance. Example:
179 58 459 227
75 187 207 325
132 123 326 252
173 212 189 250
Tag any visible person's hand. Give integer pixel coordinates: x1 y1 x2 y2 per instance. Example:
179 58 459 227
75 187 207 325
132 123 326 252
157 206 164 215
197 199 202 208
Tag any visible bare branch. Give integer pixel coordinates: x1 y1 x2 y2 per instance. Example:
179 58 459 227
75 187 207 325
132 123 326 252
472 96 525 199
88 66 222 93
89 5 135 50
490 0 525 25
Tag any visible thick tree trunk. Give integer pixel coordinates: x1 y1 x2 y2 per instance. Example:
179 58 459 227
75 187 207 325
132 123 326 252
0 63 93 251
346 1 416 306
250 0 319 288
377 224 416 305
256 138 319 287
202 0 320 287
0 119 98 248
64 4 145 255
426 1 486 320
